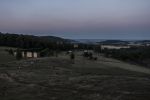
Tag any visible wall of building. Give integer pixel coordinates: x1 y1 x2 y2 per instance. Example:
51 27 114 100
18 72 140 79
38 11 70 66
33 52 38 58
14 51 39 58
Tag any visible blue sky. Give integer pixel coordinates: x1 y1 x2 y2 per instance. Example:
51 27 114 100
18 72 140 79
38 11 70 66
0 0 150 39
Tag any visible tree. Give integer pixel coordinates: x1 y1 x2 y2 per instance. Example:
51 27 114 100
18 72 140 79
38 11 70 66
88 52 93 59
8 49 14 55
40 48 54 57
94 45 102 55
16 49 22 60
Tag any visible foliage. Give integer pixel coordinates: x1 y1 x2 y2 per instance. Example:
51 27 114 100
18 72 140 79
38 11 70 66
16 49 22 60
102 46 150 66
70 52 75 60
0 32 72 50
40 48 54 57
94 45 102 53
7 49 14 55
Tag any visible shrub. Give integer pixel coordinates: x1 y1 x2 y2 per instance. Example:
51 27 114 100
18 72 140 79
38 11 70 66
93 57 98 60
8 49 14 55
40 48 54 57
70 53 75 60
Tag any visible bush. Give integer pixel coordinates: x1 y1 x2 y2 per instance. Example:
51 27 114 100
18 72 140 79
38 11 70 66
88 52 93 59
83 52 89 57
40 48 54 57
102 46 150 66
70 53 75 60
8 49 14 55
93 57 98 60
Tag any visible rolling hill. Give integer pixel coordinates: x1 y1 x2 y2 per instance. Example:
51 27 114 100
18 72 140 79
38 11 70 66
0 32 72 49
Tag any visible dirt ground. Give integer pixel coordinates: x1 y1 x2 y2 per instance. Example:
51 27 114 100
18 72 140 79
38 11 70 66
0 54 150 100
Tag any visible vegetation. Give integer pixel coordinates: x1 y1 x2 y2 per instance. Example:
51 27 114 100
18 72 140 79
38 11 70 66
70 52 75 60
0 55 150 100
0 32 150 100
94 45 101 54
16 49 23 60
98 40 129 45
0 32 72 50
40 48 53 57
0 47 16 63
1 32 150 67
102 46 150 66
83 51 98 61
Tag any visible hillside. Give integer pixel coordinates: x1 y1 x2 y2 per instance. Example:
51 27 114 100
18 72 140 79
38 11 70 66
39 36 70 43
0 32 71 49
0 47 16 63
99 40 129 45
0 53 150 100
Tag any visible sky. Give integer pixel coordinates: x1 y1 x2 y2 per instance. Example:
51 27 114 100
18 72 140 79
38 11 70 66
0 0 150 39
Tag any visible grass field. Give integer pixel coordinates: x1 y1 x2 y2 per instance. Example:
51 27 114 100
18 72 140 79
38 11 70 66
0 51 150 100
0 47 16 64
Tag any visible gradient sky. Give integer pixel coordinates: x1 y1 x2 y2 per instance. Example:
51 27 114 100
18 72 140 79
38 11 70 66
0 0 150 39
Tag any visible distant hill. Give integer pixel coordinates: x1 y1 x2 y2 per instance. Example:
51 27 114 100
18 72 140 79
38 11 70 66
39 36 70 42
75 39 130 44
0 32 72 49
75 39 105 44
135 40 150 44
98 40 129 45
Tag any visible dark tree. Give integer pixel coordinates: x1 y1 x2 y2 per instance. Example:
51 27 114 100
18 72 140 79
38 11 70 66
16 49 22 60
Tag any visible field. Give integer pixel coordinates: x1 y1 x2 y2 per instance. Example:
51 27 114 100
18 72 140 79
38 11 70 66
0 51 150 100
0 47 16 64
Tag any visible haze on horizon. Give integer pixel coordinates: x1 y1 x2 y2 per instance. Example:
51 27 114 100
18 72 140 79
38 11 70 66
0 0 150 40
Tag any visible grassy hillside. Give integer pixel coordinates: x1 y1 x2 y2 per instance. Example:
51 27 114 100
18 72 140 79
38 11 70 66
0 47 16 63
0 54 150 100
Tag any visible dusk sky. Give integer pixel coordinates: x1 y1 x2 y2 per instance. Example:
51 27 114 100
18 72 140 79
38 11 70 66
0 0 150 39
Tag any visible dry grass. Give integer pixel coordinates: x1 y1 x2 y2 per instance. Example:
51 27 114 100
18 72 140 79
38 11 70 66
0 47 16 64
0 53 150 100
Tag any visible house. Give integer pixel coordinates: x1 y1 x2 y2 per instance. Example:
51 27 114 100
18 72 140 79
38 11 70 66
73 44 79 48
14 49 41 58
22 51 39 58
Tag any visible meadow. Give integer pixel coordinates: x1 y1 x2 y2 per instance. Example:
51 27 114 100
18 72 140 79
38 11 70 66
0 47 16 64
0 51 150 100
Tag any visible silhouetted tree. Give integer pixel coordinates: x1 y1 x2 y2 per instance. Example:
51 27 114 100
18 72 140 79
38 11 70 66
16 49 22 60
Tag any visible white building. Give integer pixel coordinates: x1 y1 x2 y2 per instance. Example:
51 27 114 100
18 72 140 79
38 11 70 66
14 49 40 58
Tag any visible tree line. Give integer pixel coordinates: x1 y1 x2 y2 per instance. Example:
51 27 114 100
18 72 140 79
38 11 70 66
101 46 150 67
0 32 73 50
0 32 100 51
